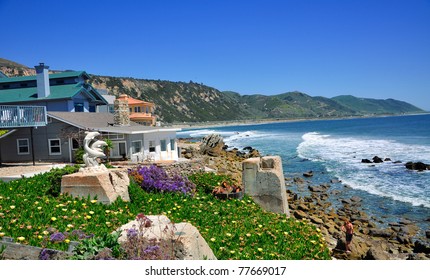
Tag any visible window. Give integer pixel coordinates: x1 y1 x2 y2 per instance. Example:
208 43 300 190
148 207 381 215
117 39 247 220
106 133 124 140
149 140 156 152
17 139 29 155
131 141 142 153
160 140 167 152
134 106 141 113
74 103 84 112
146 107 149 114
49 139 61 155
111 141 127 158
72 138 80 150
170 139 175 151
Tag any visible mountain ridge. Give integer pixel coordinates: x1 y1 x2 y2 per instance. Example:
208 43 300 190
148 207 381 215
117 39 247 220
0 58 425 123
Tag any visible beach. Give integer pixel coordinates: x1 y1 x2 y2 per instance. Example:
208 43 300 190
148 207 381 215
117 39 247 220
178 114 430 259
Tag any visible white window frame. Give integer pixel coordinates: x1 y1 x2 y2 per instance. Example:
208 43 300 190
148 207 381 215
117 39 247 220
131 140 142 154
17 138 30 155
48 138 62 155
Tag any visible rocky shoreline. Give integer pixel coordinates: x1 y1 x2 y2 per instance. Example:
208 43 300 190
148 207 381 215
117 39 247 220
179 136 430 260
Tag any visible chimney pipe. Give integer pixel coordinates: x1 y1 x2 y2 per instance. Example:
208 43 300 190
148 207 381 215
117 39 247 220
35 63 50 98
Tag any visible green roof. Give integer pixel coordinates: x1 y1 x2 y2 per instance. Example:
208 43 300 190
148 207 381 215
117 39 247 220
0 83 103 104
0 71 89 84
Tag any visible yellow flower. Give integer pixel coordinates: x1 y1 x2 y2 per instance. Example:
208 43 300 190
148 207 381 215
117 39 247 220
310 240 316 244
226 233 232 237
38 235 43 239
34 201 39 205
258 224 263 228
246 233 251 237
229 250 235 254
10 205 15 209
17 237 25 241
82 203 86 206
89 211 94 215
65 239 70 244
37 207 42 210
0 196 3 199
67 224 74 228
0 227 2 231
210 238 216 242
71 209 77 213
91 200 97 203
232 221 237 224
43 231 49 235
105 210 111 214
86 215 91 219
105 222 111 226
51 217 57 221
257 248 263 252
62 208 67 212
0 232 5 237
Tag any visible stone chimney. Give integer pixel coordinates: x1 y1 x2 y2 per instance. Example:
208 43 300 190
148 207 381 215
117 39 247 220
114 94 130 126
35 63 50 98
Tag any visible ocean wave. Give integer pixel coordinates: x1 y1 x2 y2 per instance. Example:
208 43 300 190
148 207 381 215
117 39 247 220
297 132 430 208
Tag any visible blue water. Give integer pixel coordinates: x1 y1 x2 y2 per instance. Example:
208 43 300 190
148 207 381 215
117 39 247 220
178 114 430 236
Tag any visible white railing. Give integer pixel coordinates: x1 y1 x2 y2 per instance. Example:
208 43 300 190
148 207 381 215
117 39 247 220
0 105 47 128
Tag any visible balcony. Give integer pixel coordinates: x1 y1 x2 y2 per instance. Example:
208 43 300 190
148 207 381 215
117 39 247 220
0 105 47 128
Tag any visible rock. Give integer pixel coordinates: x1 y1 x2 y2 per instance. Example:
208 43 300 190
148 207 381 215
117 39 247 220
117 215 216 260
293 177 305 184
365 247 390 260
384 158 392 162
350 196 362 203
426 231 430 239
303 171 313 177
405 161 430 171
361 159 372 163
407 253 430 260
243 146 253 151
293 210 308 220
368 228 394 238
298 204 309 211
372 156 384 163
308 185 326 192
309 215 324 224
200 134 224 157
413 240 430 254
396 233 413 245
393 160 402 164
330 178 341 184
61 167 130 204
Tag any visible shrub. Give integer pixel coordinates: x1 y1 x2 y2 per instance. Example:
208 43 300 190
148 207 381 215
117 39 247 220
42 165 81 196
188 172 234 194
129 165 195 195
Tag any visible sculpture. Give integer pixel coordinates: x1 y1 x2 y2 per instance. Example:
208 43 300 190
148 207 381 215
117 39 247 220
83 131 107 168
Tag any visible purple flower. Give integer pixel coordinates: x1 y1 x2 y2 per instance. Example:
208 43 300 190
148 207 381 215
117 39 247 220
143 245 160 254
50 232 66 242
127 228 138 239
39 248 57 260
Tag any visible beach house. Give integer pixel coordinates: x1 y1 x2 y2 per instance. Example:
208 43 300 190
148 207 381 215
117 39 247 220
0 63 180 163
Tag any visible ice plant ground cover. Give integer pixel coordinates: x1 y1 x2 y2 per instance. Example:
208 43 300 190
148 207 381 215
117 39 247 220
0 166 330 260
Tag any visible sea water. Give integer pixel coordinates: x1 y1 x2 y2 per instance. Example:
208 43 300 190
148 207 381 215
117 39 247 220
178 114 430 236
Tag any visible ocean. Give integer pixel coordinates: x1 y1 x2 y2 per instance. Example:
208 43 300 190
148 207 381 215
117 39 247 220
178 114 430 237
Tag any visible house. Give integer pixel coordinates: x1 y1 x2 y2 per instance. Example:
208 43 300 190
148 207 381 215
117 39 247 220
0 63 181 164
0 111 180 164
116 94 157 126
0 63 108 112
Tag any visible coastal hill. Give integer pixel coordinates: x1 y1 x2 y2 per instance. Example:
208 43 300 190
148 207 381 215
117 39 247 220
1 58 425 123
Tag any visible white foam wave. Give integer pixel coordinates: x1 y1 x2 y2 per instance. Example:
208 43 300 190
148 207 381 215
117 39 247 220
297 132 430 208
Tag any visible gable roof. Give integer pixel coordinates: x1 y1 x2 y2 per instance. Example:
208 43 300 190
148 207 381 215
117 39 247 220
0 71 89 84
0 83 107 104
47 111 179 134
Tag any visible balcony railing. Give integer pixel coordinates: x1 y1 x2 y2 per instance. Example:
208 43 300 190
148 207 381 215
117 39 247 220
0 105 47 128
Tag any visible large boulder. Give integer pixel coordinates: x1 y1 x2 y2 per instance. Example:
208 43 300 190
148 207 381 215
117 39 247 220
200 134 224 157
61 166 130 204
117 215 216 260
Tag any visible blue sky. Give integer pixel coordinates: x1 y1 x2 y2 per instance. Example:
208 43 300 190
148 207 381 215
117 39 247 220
1 0 429 110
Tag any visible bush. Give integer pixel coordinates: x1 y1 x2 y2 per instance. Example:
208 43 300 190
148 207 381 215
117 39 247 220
43 165 81 196
188 172 234 194
129 165 195 195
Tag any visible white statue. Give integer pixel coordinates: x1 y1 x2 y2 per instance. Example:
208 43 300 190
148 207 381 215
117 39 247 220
83 131 107 168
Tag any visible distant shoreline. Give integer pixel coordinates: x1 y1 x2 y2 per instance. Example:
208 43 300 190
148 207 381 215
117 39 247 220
168 112 430 130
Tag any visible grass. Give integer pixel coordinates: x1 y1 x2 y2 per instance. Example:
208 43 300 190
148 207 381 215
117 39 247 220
0 166 330 260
